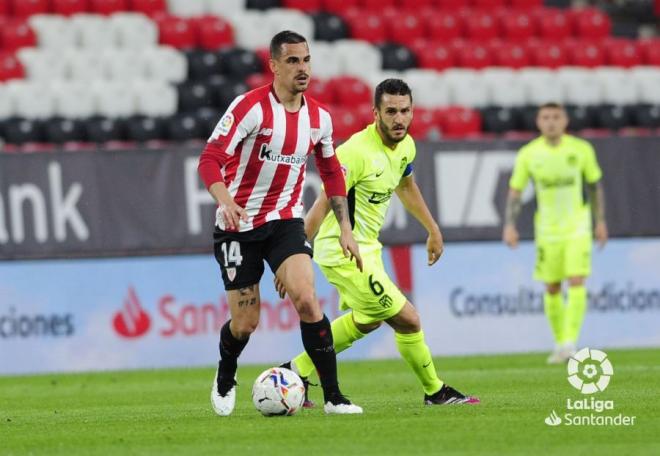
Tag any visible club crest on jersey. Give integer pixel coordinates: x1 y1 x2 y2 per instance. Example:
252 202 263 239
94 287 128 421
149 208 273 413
226 267 236 282
310 128 321 145
214 113 234 137
258 143 306 165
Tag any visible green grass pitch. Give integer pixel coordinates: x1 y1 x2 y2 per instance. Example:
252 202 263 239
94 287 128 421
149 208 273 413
1 349 658 456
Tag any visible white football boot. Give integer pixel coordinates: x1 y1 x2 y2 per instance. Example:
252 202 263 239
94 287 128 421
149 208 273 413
211 371 236 416
323 393 363 414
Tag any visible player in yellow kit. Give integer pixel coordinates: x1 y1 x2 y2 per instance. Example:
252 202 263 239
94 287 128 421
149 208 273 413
279 79 479 406
503 103 608 364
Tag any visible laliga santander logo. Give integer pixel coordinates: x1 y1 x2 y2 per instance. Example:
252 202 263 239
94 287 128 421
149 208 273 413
567 348 614 394
112 286 152 338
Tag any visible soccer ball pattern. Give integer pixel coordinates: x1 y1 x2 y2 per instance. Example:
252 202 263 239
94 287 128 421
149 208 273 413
252 367 306 417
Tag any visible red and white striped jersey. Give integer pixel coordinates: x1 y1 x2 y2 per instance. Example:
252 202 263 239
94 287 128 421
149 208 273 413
198 84 346 232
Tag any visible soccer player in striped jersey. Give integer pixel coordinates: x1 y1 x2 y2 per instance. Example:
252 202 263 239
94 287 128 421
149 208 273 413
279 79 479 407
503 103 608 364
198 31 363 416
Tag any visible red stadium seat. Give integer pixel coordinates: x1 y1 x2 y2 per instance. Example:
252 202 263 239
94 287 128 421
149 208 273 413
456 41 492 69
1 19 37 52
568 40 604 68
440 106 482 138
412 40 456 71
53 0 90 16
322 0 358 16
129 0 166 16
398 0 434 9
509 0 542 8
530 41 568 68
305 78 336 106
355 103 373 125
572 8 611 40
501 10 535 42
361 0 395 10
156 15 196 49
639 38 660 65
436 0 469 8
472 0 505 9
463 10 499 40
330 107 362 142
246 73 273 90
0 52 25 81
408 108 439 140
329 76 371 106
0 0 9 15
194 15 234 50
11 0 49 17
254 48 271 74
536 8 571 40
605 39 642 67
494 43 529 69
282 0 322 11
90 0 129 15
386 11 425 47
426 10 462 41
344 9 387 43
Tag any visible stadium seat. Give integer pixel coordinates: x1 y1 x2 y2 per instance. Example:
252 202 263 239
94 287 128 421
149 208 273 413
45 118 87 143
12 0 50 17
493 43 529 69
282 0 321 12
595 68 638 105
206 0 247 18
195 106 222 137
52 0 90 15
71 14 116 49
85 117 127 142
559 68 602 106
52 81 97 118
403 69 449 108
501 10 535 42
518 105 539 131
308 42 343 78
638 39 660 65
455 42 492 69
29 15 79 50
304 78 336 105
321 0 358 16
0 52 26 82
530 42 568 68
329 76 371 107
130 0 167 16
440 106 482 138
263 9 315 46
177 81 215 111
156 15 197 49
126 115 166 141
463 10 499 41
630 68 660 104
334 39 382 77
536 8 571 40
110 13 159 49
245 72 272 90
17 49 69 81
343 10 387 44
379 43 417 71
247 0 280 9
518 68 564 105
167 113 202 141
426 11 462 41
93 81 138 117
412 41 455 71
385 12 425 47
407 107 439 140
482 69 527 107
510 0 543 8
7 81 56 119
310 12 348 41
231 12 271 49
594 105 631 130
0 85 13 119
631 105 660 128
481 107 520 133
134 80 178 117
102 49 149 80
2 118 45 144
209 77 249 110
330 107 362 141
445 69 488 108
398 0 434 8
1 19 38 52
90 0 129 15
186 50 225 81
65 50 106 81
605 39 642 67
572 8 611 40
222 48 262 78
194 15 234 50
565 105 597 130
568 41 605 68
167 0 206 17
144 46 188 83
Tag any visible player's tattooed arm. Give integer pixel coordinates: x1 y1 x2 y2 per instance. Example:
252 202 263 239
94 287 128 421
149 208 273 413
329 196 363 271
329 196 350 227
503 189 522 248
588 181 608 248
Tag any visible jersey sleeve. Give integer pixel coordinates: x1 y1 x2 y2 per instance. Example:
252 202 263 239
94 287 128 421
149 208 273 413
197 94 259 189
314 108 347 198
402 138 416 178
581 141 603 184
336 140 365 190
509 148 530 191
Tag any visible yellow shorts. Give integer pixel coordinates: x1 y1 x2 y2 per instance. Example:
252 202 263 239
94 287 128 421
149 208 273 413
318 252 407 325
534 236 592 283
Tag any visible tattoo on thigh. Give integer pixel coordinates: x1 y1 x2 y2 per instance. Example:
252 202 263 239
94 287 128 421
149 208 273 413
237 297 257 308
238 285 255 296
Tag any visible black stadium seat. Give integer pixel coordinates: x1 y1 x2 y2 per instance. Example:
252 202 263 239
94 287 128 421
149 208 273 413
566 105 597 131
3 119 45 144
187 50 225 81
221 48 263 79
209 76 250 111
195 107 222 137
85 117 127 143
178 81 215 112
167 114 202 141
519 106 539 132
311 12 349 42
631 104 660 127
45 118 86 143
481 107 520 133
379 43 417 71
594 105 631 130
246 0 281 9
126 116 167 142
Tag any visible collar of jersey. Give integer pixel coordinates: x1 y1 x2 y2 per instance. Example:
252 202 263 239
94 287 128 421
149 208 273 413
269 84 306 112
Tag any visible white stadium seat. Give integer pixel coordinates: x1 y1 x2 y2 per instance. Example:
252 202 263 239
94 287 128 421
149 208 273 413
518 68 564 106
109 13 158 49
594 68 638 105
93 81 137 118
630 67 660 104
334 40 383 78
558 68 602 105
65 50 107 81
205 0 246 18
0 85 13 120
167 0 206 18
231 11 271 49
51 81 97 118
444 69 489 108
17 48 69 81
6 81 56 119
364 70 404 92
308 41 342 78
264 9 314 45
71 14 116 49
133 80 178 117
28 15 77 50
102 49 149 81
481 70 527 107
143 46 188 83
403 69 449 108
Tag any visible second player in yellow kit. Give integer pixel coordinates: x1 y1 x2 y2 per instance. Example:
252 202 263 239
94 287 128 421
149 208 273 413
278 79 479 406
503 103 608 364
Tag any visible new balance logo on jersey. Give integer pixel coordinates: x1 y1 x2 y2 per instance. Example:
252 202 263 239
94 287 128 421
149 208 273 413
257 128 273 137
258 143 306 165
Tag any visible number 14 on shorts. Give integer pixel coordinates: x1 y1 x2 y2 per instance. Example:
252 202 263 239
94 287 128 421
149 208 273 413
220 241 243 267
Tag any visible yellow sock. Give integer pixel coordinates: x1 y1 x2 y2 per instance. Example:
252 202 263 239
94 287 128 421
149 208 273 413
395 331 443 396
544 292 565 345
292 312 365 379
564 286 587 344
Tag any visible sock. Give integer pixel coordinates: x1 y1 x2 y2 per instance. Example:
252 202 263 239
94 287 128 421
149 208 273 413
218 320 249 380
300 315 340 401
293 312 366 378
564 286 587 344
544 292 565 345
395 331 443 396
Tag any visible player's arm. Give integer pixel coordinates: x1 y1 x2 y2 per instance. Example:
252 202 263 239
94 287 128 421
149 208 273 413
588 181 607 248
395 171 443 266
503 149 528 249
304 190 331 241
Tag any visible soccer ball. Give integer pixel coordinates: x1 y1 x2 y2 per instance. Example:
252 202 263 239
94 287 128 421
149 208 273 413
252 367 306 416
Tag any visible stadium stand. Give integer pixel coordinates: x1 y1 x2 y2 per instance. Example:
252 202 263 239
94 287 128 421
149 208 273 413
0 0 659 148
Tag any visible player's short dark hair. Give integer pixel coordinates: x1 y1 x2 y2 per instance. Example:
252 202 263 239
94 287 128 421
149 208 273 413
374 79 413 109
270 31 307 59
538 102 565 113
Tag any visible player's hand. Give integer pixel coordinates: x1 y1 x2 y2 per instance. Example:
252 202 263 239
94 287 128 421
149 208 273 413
339 229 363 272
503 224 519 248
427 230 444 266
595 221 608 249
273 276 287 299
218 199 248 231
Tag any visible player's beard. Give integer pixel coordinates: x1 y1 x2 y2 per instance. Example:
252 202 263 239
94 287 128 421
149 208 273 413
378 117 407 144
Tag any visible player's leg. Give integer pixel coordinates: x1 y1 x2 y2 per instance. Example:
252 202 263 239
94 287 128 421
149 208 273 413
386 303 479 405
211 231 265 416
535 240 567 363
562 235 592 357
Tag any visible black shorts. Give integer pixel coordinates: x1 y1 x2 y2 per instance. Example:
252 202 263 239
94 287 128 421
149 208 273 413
213 219 313 290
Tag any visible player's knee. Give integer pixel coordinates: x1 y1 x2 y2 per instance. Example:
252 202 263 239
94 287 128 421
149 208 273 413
356 321 381 334
546 283 561 294
290 288 321 321
568 277 585 287
232 318 259 337
403 311 421 332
